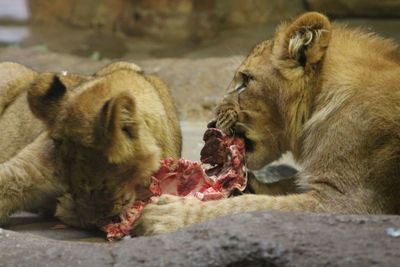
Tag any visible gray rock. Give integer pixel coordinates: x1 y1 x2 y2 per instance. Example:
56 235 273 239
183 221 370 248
1 210 400 266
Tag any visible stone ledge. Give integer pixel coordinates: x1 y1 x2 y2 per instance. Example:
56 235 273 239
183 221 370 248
1 210 399 266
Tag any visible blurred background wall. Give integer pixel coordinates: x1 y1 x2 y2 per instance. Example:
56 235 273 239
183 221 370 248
0 0 302 59
27 0 304 42
1 0 400 57
18 0 400 42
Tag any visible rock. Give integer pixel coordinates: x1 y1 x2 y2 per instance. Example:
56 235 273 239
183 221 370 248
1 210 399 266
306 0 400 17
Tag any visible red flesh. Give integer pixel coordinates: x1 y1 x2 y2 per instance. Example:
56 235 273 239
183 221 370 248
99 128 246 241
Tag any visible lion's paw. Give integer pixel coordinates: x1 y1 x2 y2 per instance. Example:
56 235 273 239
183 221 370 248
134 195 203 236
216 109 237 135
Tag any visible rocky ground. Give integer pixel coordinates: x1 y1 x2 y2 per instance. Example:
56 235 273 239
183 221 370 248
2 211 400 266
1 17 400 266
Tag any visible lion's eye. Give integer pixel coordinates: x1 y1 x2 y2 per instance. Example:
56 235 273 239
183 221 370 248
234 72 253 94
241 72 253 85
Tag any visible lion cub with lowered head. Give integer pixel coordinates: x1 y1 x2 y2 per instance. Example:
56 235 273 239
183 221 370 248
0 62 181 227
135 12 400 235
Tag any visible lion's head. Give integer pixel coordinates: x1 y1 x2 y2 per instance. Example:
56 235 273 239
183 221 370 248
212 12 331 170
27 62 180 226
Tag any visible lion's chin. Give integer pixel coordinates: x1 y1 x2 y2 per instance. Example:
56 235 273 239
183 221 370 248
239 135 264 170
245 142 277 171
246 152 267 171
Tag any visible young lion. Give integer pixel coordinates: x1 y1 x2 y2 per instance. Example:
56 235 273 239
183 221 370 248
135 12 400 235
0 62 181 227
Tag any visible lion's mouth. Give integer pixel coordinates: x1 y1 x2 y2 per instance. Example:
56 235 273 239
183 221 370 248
243 136 254 152
230 124 254 153
209 118 255 152
233 132 254 153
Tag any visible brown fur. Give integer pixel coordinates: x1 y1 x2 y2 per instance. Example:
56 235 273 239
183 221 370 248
0 62 181 227
135 12 400 235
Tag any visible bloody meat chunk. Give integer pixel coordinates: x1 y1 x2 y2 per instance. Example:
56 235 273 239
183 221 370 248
98 128 246 241
98 201 146 241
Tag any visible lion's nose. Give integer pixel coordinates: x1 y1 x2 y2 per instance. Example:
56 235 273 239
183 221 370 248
207 120 217 128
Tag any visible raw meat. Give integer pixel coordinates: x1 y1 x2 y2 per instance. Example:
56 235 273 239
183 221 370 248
98 128 246 241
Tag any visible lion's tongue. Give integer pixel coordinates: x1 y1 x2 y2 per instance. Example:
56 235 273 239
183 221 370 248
99 128 246 241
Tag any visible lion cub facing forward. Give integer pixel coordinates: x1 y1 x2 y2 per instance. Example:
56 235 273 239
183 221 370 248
0 62 181 227
135 12 400 235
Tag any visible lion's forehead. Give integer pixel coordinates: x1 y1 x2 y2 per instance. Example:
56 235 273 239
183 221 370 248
239 40 273 72
66 71 140 113
57 70 165 134
249 40 273 58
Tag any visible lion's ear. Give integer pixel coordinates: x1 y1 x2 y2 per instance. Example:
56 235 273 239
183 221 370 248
272 12 331 78
28 73 69 126
98 92 139 163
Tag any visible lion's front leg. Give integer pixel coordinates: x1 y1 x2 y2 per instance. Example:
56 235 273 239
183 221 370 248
0 134 67 224
134 195 203 235
135 192 324 236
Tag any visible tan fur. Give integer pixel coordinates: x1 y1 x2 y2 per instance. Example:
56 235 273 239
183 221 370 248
135 12 400 235
0 63 41 162
248 174 298 196
0 61 181 227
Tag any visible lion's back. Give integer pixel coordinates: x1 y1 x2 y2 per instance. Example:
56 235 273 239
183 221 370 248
0 62 43 162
